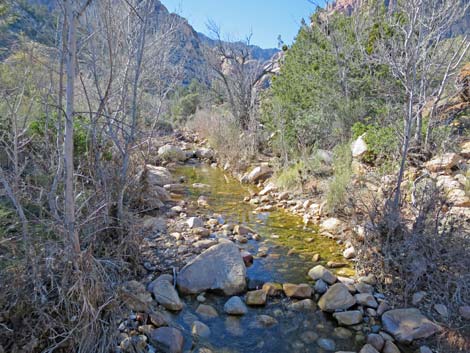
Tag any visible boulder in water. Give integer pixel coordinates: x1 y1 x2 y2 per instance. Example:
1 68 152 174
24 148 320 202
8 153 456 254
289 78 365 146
177 242 246 295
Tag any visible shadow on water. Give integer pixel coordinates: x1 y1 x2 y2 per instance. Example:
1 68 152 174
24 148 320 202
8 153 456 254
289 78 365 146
168 163 360 353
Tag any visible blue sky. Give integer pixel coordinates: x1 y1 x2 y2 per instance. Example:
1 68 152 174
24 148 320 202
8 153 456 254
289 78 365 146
160 0 326 49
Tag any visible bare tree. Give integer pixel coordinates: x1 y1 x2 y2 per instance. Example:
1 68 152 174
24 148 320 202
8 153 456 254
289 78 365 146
205 21 277 130
369 0 470 212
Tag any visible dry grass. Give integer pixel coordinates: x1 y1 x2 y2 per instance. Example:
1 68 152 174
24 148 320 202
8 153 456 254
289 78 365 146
354 180 470 352
186 107 259 170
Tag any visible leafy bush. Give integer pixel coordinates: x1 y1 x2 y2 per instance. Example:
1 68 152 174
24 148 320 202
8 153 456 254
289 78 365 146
29 114 90 156
351 121 399 164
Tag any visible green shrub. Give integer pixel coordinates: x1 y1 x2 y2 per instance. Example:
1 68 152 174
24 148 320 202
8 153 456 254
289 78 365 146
326 143 352 212
29 114 90 156
351 121 399 164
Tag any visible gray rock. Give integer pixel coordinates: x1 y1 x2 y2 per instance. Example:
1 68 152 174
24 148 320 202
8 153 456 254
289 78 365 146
355 282 374 294
241 165 272 184
459 305 470 320
288 299 316 312
359 344 380 353
187 217 204 229
355 293 378 308
367 333 385 351
196 304 218 319
382 308 441 343
158 145 186 162
152 279 183 311
333 310 363 325
434 304 449 318
224 296 248 315
283 283 313 298
149 327 184 353
195 148 214 160
352 134 368 158
191 321 211 338
412 291 426 306
245 290 267 306
318 283 356 312
262 282 283 296
177 242 246 295
145 165 173 186
308 265 337 285
343 246 356 259
382 341 401 353
334 327 353 339
316 338 336 351
314 279 329 294
300 331 319 343
120 280 153 312
251 315 278 328
418 346 433 353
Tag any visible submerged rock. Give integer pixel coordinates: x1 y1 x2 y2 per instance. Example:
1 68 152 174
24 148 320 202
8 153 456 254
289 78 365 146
283 283 313 299
177 242 246 295
316 338 336 351
224 296 248 315
149 327 183 353
191 321 211 338
333 310 363 325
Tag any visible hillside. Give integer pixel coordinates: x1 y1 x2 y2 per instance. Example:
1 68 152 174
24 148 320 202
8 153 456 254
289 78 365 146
2 0 278 84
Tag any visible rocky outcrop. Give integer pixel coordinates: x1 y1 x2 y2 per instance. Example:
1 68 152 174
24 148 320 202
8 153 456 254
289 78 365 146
177 242 246 295
424 153 460 172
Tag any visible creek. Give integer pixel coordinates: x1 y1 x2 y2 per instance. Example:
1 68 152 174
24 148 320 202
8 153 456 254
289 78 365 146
166 163 360 353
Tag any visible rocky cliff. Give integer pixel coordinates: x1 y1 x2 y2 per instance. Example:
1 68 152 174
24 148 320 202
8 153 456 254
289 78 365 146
3 0 278 85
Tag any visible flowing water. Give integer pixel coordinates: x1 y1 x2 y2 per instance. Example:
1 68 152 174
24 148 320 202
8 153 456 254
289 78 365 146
166 163 361 353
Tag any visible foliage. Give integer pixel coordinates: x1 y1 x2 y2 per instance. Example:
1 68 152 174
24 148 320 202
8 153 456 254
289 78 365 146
326 143 352 212
262 11 393 158
28 114 90 157
351 121 399 163
171 80 204 123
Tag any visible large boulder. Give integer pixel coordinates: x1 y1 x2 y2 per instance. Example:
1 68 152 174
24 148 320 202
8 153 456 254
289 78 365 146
351 134 368 158
318 283 356 312
149 327 184 353
241 165 273 184
145 165 173 186
424 153 460 172
158 144 186 162
381 308 441 343
177 242 246 295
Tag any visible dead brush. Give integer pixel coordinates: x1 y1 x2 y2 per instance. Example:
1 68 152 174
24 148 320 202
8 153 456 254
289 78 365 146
0 244 125 353
354 178 470 352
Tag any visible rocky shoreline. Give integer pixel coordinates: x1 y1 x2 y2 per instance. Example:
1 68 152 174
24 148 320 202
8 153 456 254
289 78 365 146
115 135 469 353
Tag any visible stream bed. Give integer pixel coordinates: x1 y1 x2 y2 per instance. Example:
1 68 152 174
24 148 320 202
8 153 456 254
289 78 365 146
167 163 361 353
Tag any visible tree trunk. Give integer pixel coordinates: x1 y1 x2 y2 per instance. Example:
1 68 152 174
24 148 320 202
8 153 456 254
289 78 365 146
64 0 80 257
